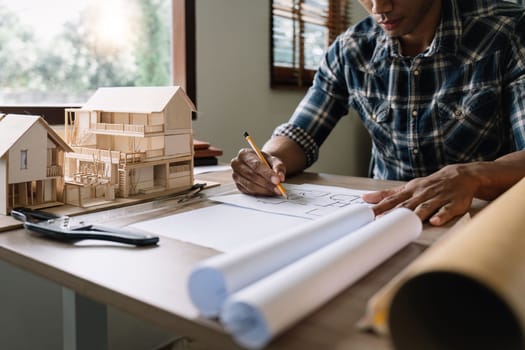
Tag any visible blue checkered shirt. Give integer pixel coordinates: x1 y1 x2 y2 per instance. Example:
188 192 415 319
274 0 525 180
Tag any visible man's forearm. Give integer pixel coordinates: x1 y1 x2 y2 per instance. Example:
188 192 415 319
262 135 307 176
470 150 525 200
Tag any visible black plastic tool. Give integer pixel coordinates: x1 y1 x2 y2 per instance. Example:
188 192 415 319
11 207 159 247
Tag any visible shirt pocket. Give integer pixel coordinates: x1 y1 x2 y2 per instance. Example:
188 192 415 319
437 87 505 163
352 95 397 159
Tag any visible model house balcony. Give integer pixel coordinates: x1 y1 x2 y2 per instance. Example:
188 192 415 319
145 148 164 158
118 149 164 166
46 165 63 177
88 122 164 136
68 147 123 164
67 146 170 167
120 151 146 165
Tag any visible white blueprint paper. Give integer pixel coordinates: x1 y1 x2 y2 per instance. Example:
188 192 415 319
130 183 372 252
130 204 307 252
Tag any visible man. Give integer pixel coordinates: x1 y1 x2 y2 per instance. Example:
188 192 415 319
231 0 525 226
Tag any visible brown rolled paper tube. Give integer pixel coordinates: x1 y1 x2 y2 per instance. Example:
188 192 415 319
388 177 525 350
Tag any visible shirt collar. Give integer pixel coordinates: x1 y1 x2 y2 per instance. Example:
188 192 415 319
435 0 462 55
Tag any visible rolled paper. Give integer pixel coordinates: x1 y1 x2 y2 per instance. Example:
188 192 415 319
220 208 422 349
357 213 471 335
388 177 525 350
187 204 374 317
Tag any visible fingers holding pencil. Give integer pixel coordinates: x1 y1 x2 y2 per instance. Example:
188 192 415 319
231 133 288 198
243 132 288 199
231 149 286 197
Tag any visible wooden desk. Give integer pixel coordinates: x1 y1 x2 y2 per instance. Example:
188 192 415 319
0 171 473 350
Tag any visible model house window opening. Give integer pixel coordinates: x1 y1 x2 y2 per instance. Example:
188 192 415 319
20 149 28 170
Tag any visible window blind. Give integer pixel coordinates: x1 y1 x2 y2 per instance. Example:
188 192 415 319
271 0 350 88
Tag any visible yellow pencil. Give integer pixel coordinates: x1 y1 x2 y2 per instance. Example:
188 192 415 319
243 131 288 199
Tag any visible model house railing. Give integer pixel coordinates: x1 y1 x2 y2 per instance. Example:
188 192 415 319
120 152 146 165
145 148 164 158
89 123 164 135
68 147 122 163
118 149 163 165
47 165 63 177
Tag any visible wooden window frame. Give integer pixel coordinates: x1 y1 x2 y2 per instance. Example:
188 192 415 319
0 0 195 125
270 0 349 89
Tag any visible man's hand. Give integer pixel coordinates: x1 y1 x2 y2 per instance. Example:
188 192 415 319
231 135 308 196
230 148 286 196
362 164 481 226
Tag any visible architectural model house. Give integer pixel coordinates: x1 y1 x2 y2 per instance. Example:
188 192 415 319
0 114 73 215
63 86 196 207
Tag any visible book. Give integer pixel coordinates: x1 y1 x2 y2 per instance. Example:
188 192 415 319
194 156 218 166
193 138 223 166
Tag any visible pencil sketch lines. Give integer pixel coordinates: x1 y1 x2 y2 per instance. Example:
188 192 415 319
255 189 365 217
210 184 371 219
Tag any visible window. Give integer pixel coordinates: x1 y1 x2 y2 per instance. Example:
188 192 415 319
271 0 350 88
20 150 28 170
1 0 172 104
0 0 195 124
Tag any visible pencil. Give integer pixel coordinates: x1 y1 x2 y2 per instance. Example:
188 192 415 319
243 131 288 199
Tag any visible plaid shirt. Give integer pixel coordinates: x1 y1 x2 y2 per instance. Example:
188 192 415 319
274 0 525 180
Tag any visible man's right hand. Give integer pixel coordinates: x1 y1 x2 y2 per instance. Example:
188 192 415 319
230 148 287 196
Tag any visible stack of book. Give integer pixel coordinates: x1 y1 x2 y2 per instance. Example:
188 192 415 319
193 139 223 166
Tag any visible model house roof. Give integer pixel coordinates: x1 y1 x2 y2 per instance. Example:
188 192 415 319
81 86 197 114
0 114 73 157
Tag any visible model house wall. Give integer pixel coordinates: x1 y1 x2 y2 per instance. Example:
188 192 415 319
0 114 73 215
63 86 196 207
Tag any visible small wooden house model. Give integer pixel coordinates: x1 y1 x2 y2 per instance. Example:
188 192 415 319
0 114 73 215
63 86 196 207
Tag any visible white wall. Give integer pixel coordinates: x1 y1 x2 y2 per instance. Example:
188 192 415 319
193 0 371 176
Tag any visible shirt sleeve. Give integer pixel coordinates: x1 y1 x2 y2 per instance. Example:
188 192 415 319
273 36 351 168
506 75 525 150
504 14 525 150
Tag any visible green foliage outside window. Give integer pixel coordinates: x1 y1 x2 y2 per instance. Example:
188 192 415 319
0 0 172 104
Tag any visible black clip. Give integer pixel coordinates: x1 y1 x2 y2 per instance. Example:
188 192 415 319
11 208 159 247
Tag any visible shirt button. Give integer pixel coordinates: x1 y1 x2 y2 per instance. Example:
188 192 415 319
454 110 463 118
412 110 418 117
412 148 419 154
413 69 420 76
372 113 377 121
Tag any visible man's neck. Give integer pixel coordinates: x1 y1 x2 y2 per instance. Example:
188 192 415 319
399 0 443 56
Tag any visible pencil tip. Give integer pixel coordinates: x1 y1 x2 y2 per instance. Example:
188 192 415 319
243 131 249 138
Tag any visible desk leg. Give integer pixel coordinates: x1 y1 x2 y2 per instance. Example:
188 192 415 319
62 288 108 350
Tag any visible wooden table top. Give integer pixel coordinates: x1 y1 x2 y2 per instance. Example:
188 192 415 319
0 170 480 350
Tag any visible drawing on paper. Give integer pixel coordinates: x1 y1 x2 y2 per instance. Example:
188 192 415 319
211 184 370 219
256 187 365 217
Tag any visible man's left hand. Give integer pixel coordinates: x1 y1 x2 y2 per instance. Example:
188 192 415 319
362 164 481 226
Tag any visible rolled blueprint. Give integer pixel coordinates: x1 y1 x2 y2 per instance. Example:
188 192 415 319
220 208 422 349
388 177 525 350
188 204 374 317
